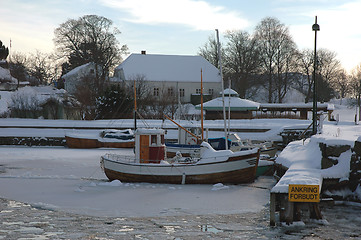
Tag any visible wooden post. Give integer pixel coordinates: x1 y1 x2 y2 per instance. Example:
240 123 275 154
293 203 302 221
284 201 294 224
309 203 323 220
270 193 276 226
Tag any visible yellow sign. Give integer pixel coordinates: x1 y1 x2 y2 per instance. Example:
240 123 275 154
288 184 320 202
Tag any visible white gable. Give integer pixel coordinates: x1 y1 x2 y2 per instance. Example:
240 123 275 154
115 54 221 83
221 88 239 97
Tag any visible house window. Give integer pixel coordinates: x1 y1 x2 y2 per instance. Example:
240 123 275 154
179 89 185 97
196 89 201 94
89 69 94 74
167 88 174 96
209 89 214 95
153 88 159 96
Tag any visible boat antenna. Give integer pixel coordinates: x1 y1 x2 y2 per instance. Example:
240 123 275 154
201 68 204 141
134 78 137 131
216 29 228 150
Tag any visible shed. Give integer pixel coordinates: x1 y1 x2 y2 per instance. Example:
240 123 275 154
195 88 260 120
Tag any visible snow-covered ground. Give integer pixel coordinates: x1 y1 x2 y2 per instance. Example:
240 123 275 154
0 102 359 219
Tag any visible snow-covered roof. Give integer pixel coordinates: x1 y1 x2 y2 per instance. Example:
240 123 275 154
196 96 260 111
62 62 95 79
260 102 334 110
0 66 17 84
0 86 69 114
115 53 221 83
221 88 239 97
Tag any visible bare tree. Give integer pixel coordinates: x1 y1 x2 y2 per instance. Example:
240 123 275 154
198 34 222 69
350 64 361 109
223 30 261 98
297 49 314 102
54 14 128 93
317 49 342 98
146 84 178 119
254 17 298 103
28 51 61 85
333 69 351 101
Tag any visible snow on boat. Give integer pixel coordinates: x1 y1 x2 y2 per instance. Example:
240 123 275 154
65 129 134 148
101 128 260 184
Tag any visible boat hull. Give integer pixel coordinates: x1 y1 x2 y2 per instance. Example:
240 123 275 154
101 151 259 184
65 135 100 148
65 136 135 148
100 141 135 148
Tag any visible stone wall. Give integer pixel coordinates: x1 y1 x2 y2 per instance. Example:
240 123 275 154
319 141 361 199
0 137 65 146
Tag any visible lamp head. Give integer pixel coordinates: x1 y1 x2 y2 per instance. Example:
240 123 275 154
312 23 320 31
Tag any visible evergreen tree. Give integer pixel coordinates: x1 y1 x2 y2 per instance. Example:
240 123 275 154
95 84 133 119
0 41 9 60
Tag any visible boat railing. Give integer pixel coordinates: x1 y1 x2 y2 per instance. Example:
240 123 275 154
104 153 137 163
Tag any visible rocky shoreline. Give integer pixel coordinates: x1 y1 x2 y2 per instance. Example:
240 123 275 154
1 197 361 239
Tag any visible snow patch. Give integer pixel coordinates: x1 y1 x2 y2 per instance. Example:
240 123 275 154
212 183 230 191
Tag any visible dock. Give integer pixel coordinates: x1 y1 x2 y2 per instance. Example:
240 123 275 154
270 136 361 226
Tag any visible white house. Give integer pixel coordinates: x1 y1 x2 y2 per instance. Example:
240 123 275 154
112 52 222 103
62 62 98 95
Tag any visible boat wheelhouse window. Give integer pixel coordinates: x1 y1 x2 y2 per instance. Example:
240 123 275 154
151 135 157 145
210 141 219 149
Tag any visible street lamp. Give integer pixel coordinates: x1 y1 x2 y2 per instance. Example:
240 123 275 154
312 16 320 135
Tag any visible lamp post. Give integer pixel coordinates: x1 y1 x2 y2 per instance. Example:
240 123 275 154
312 16 320 135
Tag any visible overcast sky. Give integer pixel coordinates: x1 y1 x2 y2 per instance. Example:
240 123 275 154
1 0 360 71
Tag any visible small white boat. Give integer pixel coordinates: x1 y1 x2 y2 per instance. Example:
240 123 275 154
101 128 260 184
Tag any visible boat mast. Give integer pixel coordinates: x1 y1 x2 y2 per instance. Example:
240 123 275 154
228 78 231 135
201 68 204 141
216 29 228 150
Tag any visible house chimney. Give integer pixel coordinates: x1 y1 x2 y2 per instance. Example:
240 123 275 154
141 50 146 55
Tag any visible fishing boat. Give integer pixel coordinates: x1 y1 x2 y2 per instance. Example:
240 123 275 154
100 128 260 184
256 157 275 177
65 129 135 149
